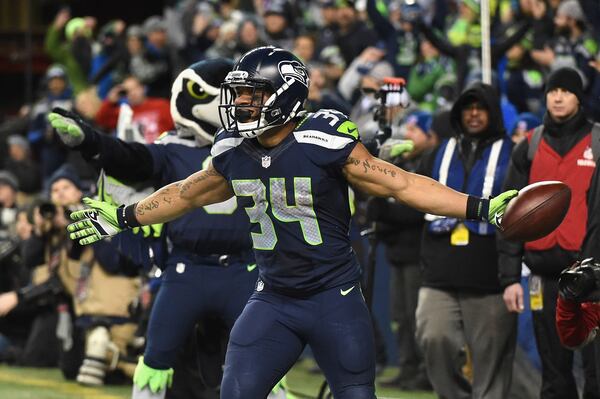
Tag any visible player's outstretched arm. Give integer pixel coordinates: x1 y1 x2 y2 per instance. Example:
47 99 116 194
134 162 233 224
68 162 233 245
343 143 517 224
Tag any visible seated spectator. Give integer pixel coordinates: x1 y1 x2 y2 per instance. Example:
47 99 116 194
95 75 173 144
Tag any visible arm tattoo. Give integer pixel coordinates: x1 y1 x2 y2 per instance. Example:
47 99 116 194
135 200 160 216
135 184 181 216
180 168 220 197
347 156 397 177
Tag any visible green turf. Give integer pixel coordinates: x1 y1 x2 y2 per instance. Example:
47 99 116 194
0 360 436 399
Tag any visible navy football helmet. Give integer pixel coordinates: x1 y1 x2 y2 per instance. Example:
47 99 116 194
170 58 234 145
219 46 310 138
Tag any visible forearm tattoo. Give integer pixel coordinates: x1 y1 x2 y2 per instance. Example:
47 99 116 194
135 183 181 217
135 200 160 216
180 168 220 197
347 157 397 177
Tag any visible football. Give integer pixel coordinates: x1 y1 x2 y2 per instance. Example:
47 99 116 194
500 181 571 242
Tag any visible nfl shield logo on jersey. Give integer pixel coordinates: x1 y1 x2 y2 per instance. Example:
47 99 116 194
262 156 271 168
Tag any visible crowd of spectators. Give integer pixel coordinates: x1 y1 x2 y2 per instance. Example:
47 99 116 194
0 0 600 397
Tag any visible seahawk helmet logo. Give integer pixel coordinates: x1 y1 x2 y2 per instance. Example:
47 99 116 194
278 60 309 88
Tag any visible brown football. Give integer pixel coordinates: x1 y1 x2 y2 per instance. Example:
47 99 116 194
500 181 571 242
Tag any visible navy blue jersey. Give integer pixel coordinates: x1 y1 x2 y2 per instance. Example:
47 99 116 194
211 110 362 294
144 133 252 255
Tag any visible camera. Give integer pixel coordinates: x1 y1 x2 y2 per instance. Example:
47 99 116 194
117 88 128 97
364 77 410 157
559 258 600 302
39 202 57 219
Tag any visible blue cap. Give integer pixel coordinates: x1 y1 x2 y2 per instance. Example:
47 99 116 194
404 110 432 134
510 112 541 135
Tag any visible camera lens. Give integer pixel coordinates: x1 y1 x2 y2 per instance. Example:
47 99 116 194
39 202 57 218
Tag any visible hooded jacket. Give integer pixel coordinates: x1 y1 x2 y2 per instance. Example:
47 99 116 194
419 83 512 293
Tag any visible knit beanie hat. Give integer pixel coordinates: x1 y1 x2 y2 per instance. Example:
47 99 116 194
404 111 433 135
545 67 584 104
556 0 584 22
0 170 18 191
48 164 82 191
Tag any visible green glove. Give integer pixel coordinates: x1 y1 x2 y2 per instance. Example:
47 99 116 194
47 107 85 147
132 223 164 238
133 357 173 393
68 198 125 245
489 189 519 227
96 170 164 239
389 140 415 158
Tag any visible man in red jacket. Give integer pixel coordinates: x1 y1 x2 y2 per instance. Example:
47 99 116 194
95 75 173 143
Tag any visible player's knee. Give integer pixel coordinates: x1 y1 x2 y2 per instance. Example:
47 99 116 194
334 320 375 374
221 368 271 399
334 385 376 399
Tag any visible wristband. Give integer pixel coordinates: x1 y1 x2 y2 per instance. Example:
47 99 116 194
117 203 142 229
466 195 490 222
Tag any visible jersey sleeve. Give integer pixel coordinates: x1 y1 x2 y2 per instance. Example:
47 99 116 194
210 129 242 180
294 110 360 169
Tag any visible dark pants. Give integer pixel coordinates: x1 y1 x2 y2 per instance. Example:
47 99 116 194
144 257 257 399
167 320 229 399
221 282 376 399
20 310 60 367
389 262 425 380
533 276 600 399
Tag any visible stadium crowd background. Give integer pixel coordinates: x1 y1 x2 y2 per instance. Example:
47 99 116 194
0 0 599 397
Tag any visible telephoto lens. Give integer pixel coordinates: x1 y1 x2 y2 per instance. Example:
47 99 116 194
39 202 57 219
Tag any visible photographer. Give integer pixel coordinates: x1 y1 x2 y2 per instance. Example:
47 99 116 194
556 259 600 350
556 258 600 390
0 166 142 383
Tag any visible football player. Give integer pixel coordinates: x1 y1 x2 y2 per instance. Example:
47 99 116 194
65 47 517 398
48 59 292 399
